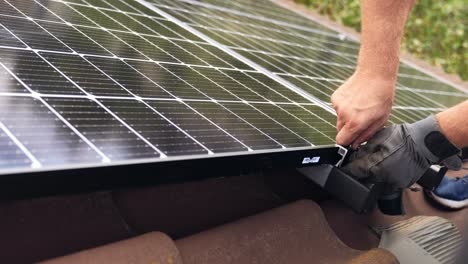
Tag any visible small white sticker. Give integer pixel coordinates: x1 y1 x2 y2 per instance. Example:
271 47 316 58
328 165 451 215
302 156 320 164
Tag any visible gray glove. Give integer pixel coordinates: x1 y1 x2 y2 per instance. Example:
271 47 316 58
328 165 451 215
343 115 460 194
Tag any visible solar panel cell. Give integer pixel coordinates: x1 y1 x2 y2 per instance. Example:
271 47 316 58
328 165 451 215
187 101 283 150
148 100 249 152
83 0 115 10
100 99 209 155
0 16 71 52
42 53 135 96
86 56 173 98
0 27 25 48
192 67 265 101
172 41 234 68
129 15 176 37
100 0 138 13
5 0 62 22
0 96 102 165
222 70 290 103
200 45 253 70
156 18 204 42
115 33 182 62
143 35 206 65
76 27 149 60
0 0 22 17
121 0 164 16
46 97 161 160
37 21 113 56
124 60 209 99
161 64 239 100
0 48 84 95
244 72 310 103
253 103 332 145
222 102 311 147
72 5 128 31
102 10 156 35
42 1 97 27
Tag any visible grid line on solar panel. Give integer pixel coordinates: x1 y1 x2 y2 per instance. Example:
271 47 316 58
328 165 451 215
0 25 26 48
98 99 212 155
147 100 252 152
0 16 71 52
253 103 334 143
0 48 84 95
220 102 311 147
4 0 63 21
41 52 139 97
186 101 284 149
36 20 113 56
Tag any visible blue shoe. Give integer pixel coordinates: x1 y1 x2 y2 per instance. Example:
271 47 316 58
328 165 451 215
428 175 468 209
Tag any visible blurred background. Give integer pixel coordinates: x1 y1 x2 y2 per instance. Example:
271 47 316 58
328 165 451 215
295 0 467 81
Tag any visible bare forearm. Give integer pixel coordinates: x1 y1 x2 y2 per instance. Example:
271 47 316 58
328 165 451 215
436 100 468 148
357 0 415 81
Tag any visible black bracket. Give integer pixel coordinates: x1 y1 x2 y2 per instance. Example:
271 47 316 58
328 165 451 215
297 163 447 215
297 164 383 214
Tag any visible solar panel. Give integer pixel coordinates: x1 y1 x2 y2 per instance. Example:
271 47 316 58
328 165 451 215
0 0 466 195
0 0 344 183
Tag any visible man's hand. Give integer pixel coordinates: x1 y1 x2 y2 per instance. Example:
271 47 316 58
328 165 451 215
342 116 460 194
331 71 395 149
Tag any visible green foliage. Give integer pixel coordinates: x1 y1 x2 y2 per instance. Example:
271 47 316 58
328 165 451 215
295 0 467 80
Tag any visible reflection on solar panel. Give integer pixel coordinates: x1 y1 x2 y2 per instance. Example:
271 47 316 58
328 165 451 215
0 0 466 179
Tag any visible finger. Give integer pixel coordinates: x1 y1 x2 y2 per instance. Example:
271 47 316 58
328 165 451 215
335 121 366 146
336 117 345 133
351 121 385 149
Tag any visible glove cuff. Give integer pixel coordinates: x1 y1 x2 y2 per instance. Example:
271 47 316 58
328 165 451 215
406 115 460 164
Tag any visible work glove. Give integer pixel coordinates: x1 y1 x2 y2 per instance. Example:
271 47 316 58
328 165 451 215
343 115 461 195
